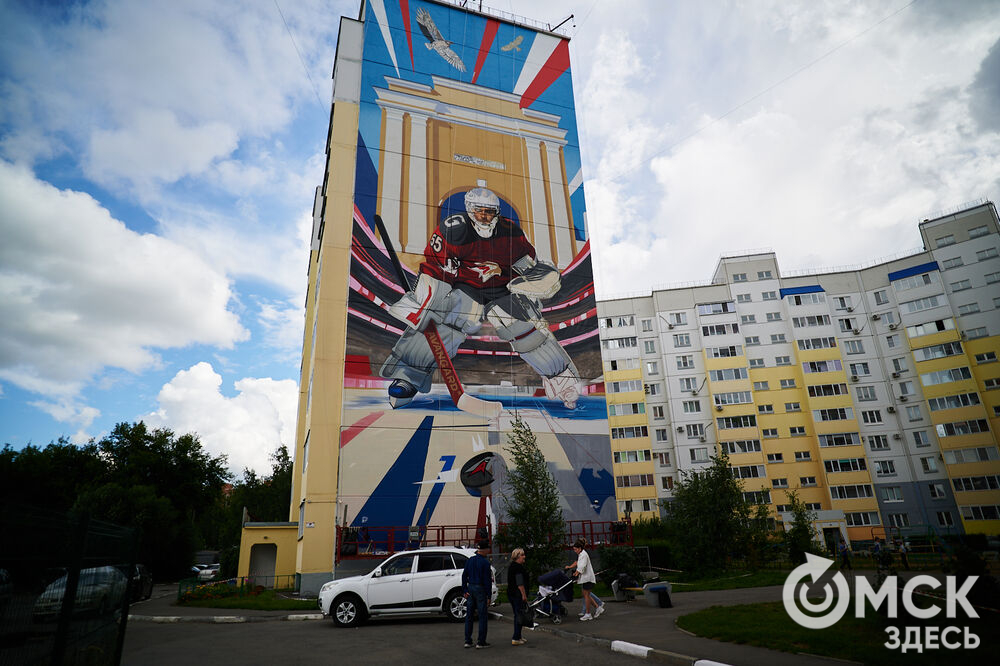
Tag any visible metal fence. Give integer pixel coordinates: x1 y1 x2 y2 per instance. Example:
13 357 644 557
0 504 138 666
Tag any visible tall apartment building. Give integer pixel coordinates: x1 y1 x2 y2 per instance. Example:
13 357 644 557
599 201 1000 545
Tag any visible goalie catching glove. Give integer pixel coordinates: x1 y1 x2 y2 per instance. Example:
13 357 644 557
508 257 561 300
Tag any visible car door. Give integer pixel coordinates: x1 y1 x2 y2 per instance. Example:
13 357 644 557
366 555 415 612
411 553 458 608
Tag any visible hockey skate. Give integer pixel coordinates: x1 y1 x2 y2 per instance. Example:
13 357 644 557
542 367 583 409
387 379 418 408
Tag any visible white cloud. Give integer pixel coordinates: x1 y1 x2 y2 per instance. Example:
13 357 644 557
144 362 298 475
0 161 248 407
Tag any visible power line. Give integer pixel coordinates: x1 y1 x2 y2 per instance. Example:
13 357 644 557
606 0 919 182
273 0 325 108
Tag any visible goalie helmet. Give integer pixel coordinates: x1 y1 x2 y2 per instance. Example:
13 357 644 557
464 187 500 238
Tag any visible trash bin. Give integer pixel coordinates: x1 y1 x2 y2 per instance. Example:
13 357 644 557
642 582 672 608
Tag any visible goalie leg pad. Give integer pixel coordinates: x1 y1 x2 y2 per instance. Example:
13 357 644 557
379 324 468 391
487 304 570 378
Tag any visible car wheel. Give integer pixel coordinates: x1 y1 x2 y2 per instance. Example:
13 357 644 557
444 589 466 622
331 595 367 628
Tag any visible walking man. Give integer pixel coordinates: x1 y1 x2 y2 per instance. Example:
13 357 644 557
838 537 852 571
463 540 493 649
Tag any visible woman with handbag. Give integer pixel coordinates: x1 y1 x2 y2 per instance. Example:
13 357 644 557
507 548 529 645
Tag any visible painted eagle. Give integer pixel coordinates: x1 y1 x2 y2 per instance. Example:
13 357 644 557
501 35 523 52
416 7 466 72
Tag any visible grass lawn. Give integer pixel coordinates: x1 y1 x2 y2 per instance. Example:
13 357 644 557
677 599 999 665
179 589 318 611
669 570 791 592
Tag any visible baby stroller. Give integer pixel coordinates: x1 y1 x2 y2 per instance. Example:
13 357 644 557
529 569 574 624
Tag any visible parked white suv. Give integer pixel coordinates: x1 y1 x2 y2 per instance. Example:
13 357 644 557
318 547 497 627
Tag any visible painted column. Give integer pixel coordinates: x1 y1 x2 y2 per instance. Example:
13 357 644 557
405 112 429 254
379 107 406 241
523 137 552 263
545 145 572 268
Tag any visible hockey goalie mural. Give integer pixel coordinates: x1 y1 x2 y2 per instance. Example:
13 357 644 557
342 0 613 546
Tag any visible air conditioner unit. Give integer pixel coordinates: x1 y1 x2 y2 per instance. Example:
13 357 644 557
676 426 685 432
899 395 908 402
690 390 698 396
888 323 897 330
891 371 900 378
886 406 896 413
872 313 881 321
715 405 723 412
893 434 902 440
847 306 854 312
699 437 706 443
851 375 859 382
852 329 860 335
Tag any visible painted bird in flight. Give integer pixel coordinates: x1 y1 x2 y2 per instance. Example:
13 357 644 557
416 7 466 72
501 35 523 52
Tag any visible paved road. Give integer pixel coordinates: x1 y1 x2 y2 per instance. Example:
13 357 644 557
122 614 644 665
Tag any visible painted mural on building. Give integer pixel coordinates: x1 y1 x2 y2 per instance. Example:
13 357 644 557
341 0 612 546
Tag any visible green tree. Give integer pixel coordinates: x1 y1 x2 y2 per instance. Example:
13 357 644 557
783 490 818 564
662 451 753 575
497 417 565 582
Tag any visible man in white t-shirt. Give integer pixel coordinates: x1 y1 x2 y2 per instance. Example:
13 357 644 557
565 538 602 620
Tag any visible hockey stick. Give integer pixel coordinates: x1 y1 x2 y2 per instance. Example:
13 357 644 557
373 215 502 418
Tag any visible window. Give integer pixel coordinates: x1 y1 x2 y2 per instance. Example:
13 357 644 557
758 404 774 414
975 351 996 364
987 272 1000 284
603 336 638 350
856 386 877 402
745 336 761 346
868 434 889 451
794 451 811 461
942 256 963 269
641 318 654 332
616 474 655 488
813 407 853 421
790 426 806 436
785 401 801 411
698 301 737 316
661 476 674 491
753 381 769 391
906 318 955 337
874 460 896 477
807 383 849 397
861 410 882 424
690 447 709 462
721 439 762 454
886 334 899 349
790 293 825 305
936 234 955 247
953 475 1000 492
676 355 694 370
714 391 753 405
703 323 739 336
766 453 783 463
758 270 773 280
718 415 757 429
744 491 772 505
800 476 817 487
832 484 875 500
771 334 787 343
950 279 971 292
929 483 948 499
673 333 691 348
736 293 752 303
708 345 743 358
686 424 705 439
646 383 661 396
977 247 999 260
680 377 698 392
846 512 881 527
905 405 922 421
966 326 988 339
655 428 668 442
733 272 748 282
937 511 955 528
804 360 843 373
943 446 1000 464
936 419 990 437
913 431 930 447
888 513 910 528
766 312 782 322
780 379 796 389
920 366 972 386
730 464 766 479
825 457 866 472
608 379 643 393
611 426 649 439
844 340 864 354
901 295 943 313
792 315 832 328
969 225 990 238
920 457 938 473
893 358 908 374
849 362 870 376
643 340 656 354
749 358 765 368
772 478 789 489
797 337 837 350
762 291 778 301
914 341 963 361
709 368 749 381
645 361 659 375
961 506 1000 521
668 312 688 326
608 402 646 416
613 449 653 463
928 392 981 411
834 296 852 310
818 432 862 448
988 378 1000 390
656 452 671 466
839 318 856 332
762 428 778 438
775 355 791 366
741 314 757 324
874 290 889 305
606 358 639 371
682 400 701 413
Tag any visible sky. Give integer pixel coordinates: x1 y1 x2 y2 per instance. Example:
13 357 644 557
1 0 998 475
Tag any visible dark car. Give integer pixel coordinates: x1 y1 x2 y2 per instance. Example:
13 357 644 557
130 565 153 602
